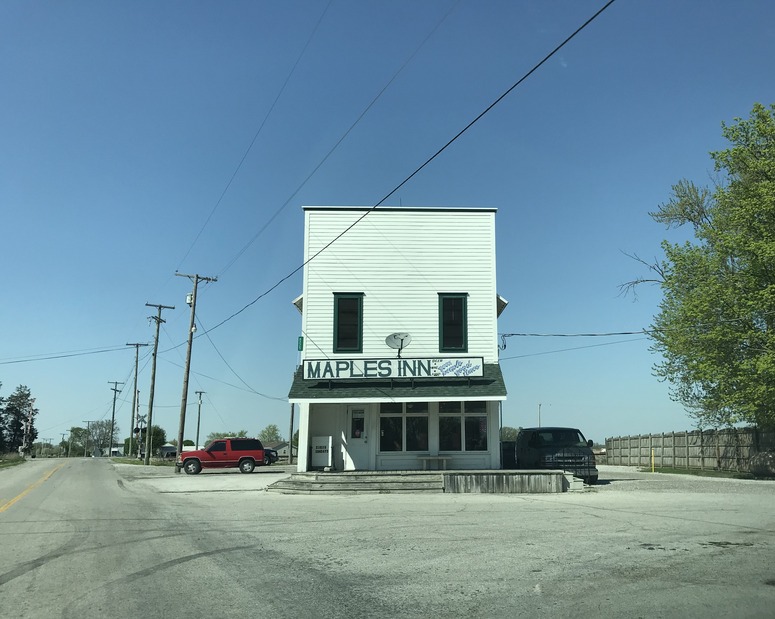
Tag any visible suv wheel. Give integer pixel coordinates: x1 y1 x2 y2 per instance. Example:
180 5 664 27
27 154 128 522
239 459 255 474
263 454 271 466
183 459 202 475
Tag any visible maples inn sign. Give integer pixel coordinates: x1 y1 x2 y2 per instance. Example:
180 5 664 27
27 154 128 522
303 357 484 380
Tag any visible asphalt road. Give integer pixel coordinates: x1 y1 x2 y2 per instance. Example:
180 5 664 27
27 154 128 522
1 459 774 618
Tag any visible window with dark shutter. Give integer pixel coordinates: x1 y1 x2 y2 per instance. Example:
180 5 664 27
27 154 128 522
334 293 363 353
439 293 468 352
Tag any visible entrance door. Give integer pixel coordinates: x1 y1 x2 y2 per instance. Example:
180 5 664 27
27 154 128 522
344 407 370 470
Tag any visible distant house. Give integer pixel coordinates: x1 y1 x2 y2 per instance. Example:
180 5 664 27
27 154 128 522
268 442 298 459
159 444 177 459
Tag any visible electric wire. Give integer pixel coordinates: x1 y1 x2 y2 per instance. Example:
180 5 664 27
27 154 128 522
0 345 130 365
159 356 275 397
499 337 648 361
176 0 334 271
2 2 617 369
195 315 287 401
217 0 462 276
202 0 618 336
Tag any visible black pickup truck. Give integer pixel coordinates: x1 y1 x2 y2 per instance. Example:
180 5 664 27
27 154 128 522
514 427 598 484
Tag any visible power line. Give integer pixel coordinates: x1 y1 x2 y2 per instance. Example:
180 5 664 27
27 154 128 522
176 0 334 271
200 0 618 336
159 356 285 399
0 346 129 365
195 316 286 401
500 337 647 361
502 330 646 338
217 0 463 276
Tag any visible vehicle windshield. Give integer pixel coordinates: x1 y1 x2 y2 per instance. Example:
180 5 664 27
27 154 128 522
534 429 587 447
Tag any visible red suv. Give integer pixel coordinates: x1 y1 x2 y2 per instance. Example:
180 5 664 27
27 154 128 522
177 437 265 475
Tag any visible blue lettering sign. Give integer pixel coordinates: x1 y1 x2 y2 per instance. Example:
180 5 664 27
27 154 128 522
363 360 378 377
416 360 431 377
378 360 392 377
306 361 321 379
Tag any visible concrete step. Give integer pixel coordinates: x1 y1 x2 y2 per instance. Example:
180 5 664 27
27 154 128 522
266 470 570 494
267 472 444 494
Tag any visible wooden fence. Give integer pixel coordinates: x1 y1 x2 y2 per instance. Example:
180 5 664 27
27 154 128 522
605 427 775 472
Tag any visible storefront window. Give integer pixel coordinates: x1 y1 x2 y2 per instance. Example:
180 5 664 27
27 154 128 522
464 401 487 415
439 416 462 451
406 402 428 414
439 401 487 452
439 401 461 414
465 416 487 451
380 416 402 451
406 416 429 451
380 402 429 452
381 402 402 415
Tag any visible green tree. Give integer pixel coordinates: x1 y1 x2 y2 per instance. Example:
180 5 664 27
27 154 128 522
123 436 138 458
68 426 89 457
205 430 247 444
1 385 38 452
258 424 282 445
500 426 519 441
0 381 6 453
625 103 775 428
149 425 166 456
89 419 120 455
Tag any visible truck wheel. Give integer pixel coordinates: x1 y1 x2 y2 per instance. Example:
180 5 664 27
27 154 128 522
239 459 255 474
586 475 598 485
183 459 201 475
263 454 271 466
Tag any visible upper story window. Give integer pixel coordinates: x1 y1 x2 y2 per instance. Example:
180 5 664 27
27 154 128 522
439 293 468 352
334 293 363 353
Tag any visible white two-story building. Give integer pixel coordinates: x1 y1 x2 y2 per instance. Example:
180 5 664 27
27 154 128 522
288 206 508 472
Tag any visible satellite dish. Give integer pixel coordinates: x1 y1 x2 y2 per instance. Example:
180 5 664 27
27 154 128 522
385 332 412 358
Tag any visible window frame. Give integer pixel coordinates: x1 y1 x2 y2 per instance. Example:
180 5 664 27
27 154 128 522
438 293 468 353
438 401 488 453
379 402 430 453
333 292 364 353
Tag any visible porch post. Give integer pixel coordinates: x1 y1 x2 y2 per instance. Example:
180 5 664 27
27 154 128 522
297 402 311 472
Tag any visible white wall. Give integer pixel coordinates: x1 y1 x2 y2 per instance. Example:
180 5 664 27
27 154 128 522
302 207 499 362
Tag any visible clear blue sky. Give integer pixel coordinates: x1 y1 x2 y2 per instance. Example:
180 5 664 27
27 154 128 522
2 1 774 446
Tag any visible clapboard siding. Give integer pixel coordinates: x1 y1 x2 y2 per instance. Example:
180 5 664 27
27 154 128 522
302 207 500 362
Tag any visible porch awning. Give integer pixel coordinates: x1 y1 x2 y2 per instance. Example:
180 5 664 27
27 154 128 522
288 363 507 403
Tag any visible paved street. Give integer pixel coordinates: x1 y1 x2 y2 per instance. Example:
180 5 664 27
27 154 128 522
1 459 774 618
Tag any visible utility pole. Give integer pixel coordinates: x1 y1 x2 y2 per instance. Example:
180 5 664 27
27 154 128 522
83 420 92 457
174 273 217 472
60 433 66 457
22 399 34 456
135 412 146 459
194 390 205 449
134 390 140 457
145 303 174 464
288 403 295 466
126 343 149 456
108 381 124 457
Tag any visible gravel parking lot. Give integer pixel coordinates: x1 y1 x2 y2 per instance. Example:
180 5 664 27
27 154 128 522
128 463 773 617
5 459 773 618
